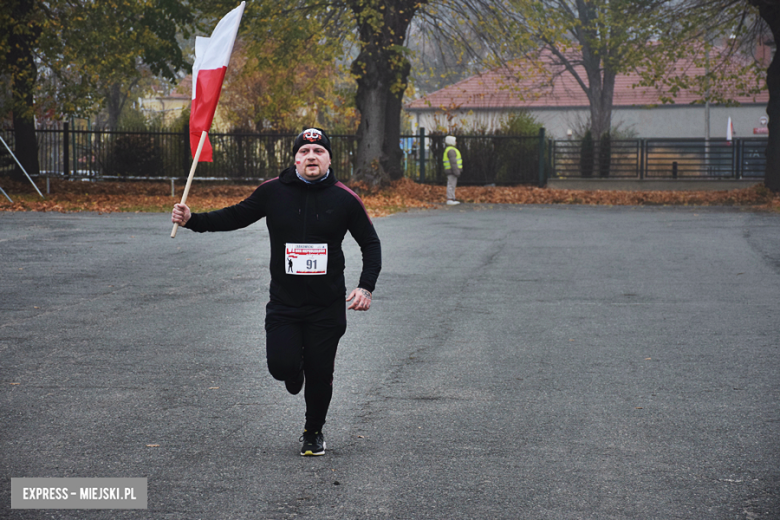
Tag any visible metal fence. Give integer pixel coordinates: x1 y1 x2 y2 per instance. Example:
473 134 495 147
0 126 547 186
2 127 355 181
551 138 767 179
411 133 545 186
1 126 767 184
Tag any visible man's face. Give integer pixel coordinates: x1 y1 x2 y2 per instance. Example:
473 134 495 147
295 144 331 181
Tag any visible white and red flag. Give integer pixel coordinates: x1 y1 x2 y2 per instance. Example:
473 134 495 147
190 2 245 162
726 116 735 143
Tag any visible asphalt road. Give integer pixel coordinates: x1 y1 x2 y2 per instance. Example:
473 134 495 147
1 204 779 519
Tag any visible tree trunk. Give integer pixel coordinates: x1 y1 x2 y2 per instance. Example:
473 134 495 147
8 0 40 181
349 1 420 187
11 110 38 181
587 83 614 177
353 52 391 187
578 3 615 178
754 0 780 192
107 82 133 130
382 57 410 181
589 72 615 140
107 84 122 131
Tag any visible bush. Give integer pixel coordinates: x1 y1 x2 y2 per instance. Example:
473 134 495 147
106 134 164 178
498 111 543 136
493 112 543 184
461 135 498 185
425 111 546 186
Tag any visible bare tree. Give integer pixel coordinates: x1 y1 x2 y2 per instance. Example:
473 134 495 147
508 0 681 141
658 0 777 191
346 0 517 186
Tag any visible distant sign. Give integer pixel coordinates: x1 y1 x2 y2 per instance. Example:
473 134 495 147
754 127 769 135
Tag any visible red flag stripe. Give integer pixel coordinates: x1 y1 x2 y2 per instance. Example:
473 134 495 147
190 67 227 162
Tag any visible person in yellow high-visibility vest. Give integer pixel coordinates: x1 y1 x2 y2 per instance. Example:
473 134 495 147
443 135 462 205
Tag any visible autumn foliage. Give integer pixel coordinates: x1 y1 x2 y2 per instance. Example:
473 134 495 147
0 177 778 217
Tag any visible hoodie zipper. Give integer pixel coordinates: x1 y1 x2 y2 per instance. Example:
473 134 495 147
302 189 310 242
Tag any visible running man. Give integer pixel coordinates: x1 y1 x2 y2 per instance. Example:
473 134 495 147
171 128 381 456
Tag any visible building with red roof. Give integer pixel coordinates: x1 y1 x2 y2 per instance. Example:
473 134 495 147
405 48 769 139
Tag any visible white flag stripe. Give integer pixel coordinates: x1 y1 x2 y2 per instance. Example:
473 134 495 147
192 2 245 100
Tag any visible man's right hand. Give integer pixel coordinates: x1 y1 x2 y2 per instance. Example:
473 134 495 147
172 203 191 226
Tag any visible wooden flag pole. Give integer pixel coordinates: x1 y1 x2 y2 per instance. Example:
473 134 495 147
171 131 208 238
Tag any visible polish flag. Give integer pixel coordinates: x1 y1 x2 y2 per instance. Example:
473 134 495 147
190 2 245 162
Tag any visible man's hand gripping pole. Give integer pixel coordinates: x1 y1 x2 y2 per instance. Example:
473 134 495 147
171 131 207 238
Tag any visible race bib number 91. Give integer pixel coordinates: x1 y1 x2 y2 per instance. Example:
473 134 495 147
285 243 328 275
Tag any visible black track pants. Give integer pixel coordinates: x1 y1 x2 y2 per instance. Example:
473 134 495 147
265 299 347 432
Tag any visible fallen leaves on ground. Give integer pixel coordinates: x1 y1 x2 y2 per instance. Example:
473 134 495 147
1 177 778 217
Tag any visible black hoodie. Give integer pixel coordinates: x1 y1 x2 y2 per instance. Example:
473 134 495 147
185 166 381 307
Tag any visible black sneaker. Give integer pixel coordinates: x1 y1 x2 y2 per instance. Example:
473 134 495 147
299 430 325 456
285 369 304 395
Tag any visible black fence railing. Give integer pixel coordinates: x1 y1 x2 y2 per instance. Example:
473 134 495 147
412 133 545 186
551 138 767 179
1 127 767 185
1 126 547 185
0 127 348 181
